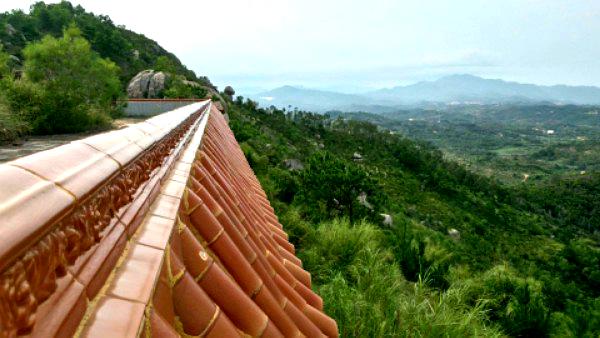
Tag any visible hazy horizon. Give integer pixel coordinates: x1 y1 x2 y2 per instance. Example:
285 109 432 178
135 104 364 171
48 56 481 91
243 73 600 96
2 0 599 94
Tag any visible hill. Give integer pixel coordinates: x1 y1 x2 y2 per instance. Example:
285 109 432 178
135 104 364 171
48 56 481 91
227 96 600 337
0 1 220 142
254 85 366 111
0 1 214 88
249 75 600 111
371 74 600 105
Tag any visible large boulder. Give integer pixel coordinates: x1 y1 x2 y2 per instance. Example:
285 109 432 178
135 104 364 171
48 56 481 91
147 71 166 98
5 23 16 36
127 70 167 98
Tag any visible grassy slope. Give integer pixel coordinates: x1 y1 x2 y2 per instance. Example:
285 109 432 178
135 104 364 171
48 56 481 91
228 99 600 337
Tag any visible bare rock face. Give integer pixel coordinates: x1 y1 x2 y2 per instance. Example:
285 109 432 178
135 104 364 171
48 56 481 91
5 23 16 36
448 228 460 240
283 159 304 171
182 80 201 87
147 71 166 98
127 70 167 98
380 213 393 227
357 192 373 210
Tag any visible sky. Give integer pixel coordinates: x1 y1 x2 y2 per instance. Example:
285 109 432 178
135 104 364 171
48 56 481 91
2 0 600 94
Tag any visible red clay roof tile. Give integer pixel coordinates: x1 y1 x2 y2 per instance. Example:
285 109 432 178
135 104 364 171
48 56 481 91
134 215 175 251
0 165 74 268
10 142 120 199
107 243 163 304
0 101 339 337
29 274 87 338
80 297 146 337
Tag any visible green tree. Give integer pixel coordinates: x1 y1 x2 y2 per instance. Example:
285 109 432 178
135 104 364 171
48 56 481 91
153 55 178 74
298 151 386 223
163 75 207 99
223 85 235 100
5 24 121 133
0 49 30 142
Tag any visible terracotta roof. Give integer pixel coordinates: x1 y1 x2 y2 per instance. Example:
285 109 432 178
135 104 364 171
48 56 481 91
0 101 337 337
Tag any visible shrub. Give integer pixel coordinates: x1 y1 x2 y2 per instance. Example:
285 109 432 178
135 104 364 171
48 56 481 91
278 206 314 247
0 99 30 143
386 220 451 289
461 265 550 336
300 219 382 284
302 218 502 337
297 151 386 223
4 25 121 134
163 75 207 99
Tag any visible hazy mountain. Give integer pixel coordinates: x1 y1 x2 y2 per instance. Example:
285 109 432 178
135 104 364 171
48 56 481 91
370 74 600 105
250 75 600 111
252 85 368 111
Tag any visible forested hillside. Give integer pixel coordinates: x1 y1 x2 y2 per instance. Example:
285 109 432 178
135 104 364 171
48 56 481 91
0 1 216 142
331 104 600 184
0 1 210 86
227 97 600 337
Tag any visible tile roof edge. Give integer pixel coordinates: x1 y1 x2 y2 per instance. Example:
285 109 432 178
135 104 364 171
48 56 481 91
75 103 213 336
0 101 211 337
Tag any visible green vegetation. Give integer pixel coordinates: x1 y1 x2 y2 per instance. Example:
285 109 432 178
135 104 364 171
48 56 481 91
163 75 207 99
297 152 386 224
2 25 121 134
330 104 600 184
0 2 597 336
0 1 215 142
227 97 600 337
0 1 206 85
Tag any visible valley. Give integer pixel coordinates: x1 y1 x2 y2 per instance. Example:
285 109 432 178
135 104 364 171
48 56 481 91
330 104 600 184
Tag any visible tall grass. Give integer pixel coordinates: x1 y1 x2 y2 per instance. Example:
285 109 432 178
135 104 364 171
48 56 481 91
296 218 503 337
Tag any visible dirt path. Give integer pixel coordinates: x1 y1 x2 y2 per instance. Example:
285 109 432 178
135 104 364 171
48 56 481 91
0 117 145 163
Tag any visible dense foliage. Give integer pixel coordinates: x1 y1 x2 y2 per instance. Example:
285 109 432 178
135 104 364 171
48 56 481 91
331 104 600 184
0 1 208 86
2 25 121 133
227 97 600 337
0 1 215 141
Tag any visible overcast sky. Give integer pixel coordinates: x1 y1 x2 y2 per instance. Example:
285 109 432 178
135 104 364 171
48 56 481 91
2 0 599 93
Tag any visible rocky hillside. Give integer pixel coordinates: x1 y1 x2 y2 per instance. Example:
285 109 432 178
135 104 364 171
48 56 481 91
0 1 215 90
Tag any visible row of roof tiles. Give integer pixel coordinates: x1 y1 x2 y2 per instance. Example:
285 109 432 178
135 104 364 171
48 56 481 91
0 102 210 337
0 101 337 337
78 104 338 337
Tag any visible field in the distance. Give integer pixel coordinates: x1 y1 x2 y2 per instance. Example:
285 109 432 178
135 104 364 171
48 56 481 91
330 104 600 184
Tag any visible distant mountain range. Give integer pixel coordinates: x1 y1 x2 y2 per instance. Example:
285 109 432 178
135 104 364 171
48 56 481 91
250 74 600 111
252 86 366 112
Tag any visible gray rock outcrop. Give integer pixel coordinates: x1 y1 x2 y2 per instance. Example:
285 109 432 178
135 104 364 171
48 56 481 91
127 70 167 98
447 228 460 240
380 213 393 227
147 71 166 98
283 159 304 171
357 192 373 210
